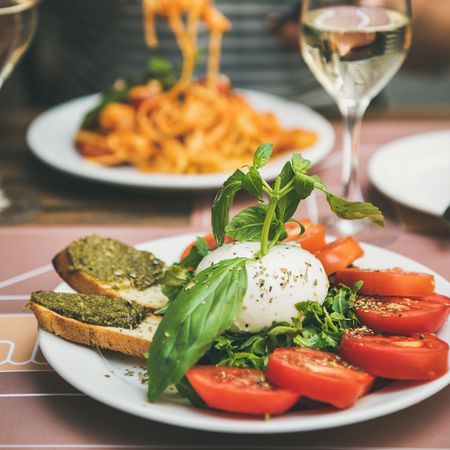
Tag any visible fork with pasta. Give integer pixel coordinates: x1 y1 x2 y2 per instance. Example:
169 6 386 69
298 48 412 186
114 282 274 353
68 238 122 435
142 0 231 88
73 2 317 175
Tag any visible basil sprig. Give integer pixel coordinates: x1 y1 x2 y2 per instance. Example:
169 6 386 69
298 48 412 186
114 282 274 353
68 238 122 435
212 144 384 257
147 258 248 402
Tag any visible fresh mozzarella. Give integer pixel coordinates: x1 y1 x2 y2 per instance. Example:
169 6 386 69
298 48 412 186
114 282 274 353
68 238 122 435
196 242 329 332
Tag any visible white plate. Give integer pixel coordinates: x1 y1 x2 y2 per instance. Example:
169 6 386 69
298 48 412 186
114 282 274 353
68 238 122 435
38 233 450 434
27 90 334 190
368 130 450 216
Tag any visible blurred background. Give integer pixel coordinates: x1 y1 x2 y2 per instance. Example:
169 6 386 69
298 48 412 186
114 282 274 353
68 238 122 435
1 0 449 112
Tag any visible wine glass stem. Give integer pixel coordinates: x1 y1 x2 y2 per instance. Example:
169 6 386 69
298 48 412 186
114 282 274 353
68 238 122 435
339 100 369 202
0 182 11 211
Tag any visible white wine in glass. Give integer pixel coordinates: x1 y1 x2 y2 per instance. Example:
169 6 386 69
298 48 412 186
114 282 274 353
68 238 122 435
300 0 412 243
0 0 39 223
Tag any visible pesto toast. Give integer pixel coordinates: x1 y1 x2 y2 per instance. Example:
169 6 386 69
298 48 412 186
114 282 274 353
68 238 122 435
52 235 168 310
28 291 161 357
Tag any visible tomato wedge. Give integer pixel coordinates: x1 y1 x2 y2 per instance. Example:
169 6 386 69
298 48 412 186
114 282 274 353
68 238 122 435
411 293 450 308
339 331 449 380
186 366 300 415
315 237 364 276
355 296 448 335
335 268 435 296
266 347 374 409
285 221 326 254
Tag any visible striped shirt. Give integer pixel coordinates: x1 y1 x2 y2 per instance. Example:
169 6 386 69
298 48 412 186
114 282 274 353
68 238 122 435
30 0 330 106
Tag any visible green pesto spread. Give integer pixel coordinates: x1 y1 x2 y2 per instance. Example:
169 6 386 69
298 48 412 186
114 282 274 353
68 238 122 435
31 291 147 329
67 235 165 291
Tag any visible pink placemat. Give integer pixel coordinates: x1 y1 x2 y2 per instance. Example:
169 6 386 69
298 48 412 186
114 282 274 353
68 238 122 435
1 120 449 449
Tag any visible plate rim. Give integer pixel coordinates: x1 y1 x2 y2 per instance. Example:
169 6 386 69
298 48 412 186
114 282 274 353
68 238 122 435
38 232 450 434
368 129 450 217
27 89 335 190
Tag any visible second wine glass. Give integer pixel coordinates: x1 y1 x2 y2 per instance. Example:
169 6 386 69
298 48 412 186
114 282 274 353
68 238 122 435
300 0 412 243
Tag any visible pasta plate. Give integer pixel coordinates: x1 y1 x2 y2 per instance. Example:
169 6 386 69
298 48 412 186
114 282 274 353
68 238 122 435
27 90 335 190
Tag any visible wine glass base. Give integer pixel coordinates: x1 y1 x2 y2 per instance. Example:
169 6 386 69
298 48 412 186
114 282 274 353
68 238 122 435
321 215 402 246
0 187 41 224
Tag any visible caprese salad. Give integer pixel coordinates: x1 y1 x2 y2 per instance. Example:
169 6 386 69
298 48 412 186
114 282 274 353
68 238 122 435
148 145 449 416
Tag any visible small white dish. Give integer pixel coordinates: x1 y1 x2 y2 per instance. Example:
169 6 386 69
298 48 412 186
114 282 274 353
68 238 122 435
368 130 450 216
38 233 450 434
27 90 335 190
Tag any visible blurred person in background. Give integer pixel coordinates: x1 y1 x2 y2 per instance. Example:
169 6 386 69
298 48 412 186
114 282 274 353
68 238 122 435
2 0 450 109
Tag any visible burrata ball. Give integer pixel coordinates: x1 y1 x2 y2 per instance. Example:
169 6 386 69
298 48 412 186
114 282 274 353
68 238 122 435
196 242 329 332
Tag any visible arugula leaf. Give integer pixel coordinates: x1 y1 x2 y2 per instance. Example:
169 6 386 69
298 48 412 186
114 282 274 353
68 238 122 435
180 236 210 269
147 258 248 402
200 283 362 374
205 322 299 370
253 143 273 168
155 264 193 315
225 205 280 242
211 169 245 246
242 167 263 201
294 283 361 351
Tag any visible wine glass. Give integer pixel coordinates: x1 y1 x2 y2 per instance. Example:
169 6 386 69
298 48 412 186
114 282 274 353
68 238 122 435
300 0 412 243
0 0 39 223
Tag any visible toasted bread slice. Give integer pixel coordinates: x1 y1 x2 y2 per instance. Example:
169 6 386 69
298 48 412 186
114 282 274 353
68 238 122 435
52 235 168 310
28 291 161 358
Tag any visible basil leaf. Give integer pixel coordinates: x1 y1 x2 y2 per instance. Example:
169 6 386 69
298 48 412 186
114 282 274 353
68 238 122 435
225 205 279 242
326 193 384 226
242 167 263 201
311 174 384 227
253 143 273 168
180 237 210 269
291 153 311 174
211 169 245 246
147 258 248 401
276 161 302 222
293 173 315 199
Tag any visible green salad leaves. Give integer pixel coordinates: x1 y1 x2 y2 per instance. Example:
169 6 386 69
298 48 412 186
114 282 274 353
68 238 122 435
147 144 383 403
203 283 362 370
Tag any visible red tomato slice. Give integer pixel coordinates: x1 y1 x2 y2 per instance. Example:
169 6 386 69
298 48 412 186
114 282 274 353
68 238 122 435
411 293 450 308
315 237 364 276
355 296 448 335
335 268 435 296
266 347 374 409
339 331 449 380
284 221 326 254
186 366 300 415
180 232 217 261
